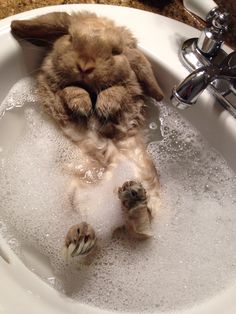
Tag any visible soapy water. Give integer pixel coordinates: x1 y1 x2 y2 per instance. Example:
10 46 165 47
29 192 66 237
0 77 236 313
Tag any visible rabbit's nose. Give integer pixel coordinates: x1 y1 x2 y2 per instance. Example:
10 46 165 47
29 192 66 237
77 60 95 75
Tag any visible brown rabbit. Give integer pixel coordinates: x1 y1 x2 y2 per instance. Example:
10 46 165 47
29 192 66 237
11 11 163 258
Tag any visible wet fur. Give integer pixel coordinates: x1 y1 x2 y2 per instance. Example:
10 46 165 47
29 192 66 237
11 11 163 241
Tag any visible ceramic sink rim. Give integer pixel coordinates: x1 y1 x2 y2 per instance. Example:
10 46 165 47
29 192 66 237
0 4 236 314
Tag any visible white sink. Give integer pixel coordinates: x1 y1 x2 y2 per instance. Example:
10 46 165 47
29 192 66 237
0 4 236 314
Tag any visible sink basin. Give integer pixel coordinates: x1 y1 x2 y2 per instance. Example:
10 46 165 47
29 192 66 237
0 4 236 314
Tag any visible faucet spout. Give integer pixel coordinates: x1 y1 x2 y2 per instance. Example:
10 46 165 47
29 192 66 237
171 51 236 111
171 66 220 109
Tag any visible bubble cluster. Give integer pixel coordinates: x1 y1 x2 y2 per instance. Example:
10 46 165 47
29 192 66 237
0 77 236 313
0 77 37 118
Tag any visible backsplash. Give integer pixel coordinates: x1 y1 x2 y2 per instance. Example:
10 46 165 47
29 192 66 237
0 0 235 48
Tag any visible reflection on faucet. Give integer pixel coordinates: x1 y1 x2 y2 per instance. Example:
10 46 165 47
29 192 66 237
171 51 236 112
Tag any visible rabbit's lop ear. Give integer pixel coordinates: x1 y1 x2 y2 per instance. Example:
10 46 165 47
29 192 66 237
124 48 164 101
11 12 71 46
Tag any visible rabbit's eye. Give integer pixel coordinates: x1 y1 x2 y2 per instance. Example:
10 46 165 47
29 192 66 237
112 47 122 56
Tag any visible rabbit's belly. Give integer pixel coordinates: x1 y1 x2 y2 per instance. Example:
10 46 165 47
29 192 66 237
70 158 138 240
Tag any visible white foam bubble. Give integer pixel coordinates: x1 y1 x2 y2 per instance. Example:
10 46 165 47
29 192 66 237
0 77 236 313
0 76 37 118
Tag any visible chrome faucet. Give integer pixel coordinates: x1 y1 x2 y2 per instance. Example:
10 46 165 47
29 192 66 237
171 6 236 117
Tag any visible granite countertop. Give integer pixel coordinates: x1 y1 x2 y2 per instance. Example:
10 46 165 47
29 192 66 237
0 0 235 49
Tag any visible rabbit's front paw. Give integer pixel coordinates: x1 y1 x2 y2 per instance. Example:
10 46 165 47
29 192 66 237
60 86 92 118
64 222 96 257
96 88 123 120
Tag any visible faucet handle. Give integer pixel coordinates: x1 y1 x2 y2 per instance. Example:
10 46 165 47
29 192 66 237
220 51 236 78
206 9 230 34
197 8 230 57
183 0 218 21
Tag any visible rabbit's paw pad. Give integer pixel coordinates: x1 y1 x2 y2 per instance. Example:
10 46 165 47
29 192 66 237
64 222 96 257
